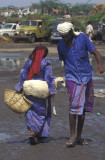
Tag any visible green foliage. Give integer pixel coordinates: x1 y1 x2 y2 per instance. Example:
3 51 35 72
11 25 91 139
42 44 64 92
5 17 22 23
101 15 105 23
44 14 57 26
11 13 19 17
88 11 104 23
32 0 71 14
71 16 87 32
71 3 94 16
88 10 105 24
31 3 41 9
23 13 44 20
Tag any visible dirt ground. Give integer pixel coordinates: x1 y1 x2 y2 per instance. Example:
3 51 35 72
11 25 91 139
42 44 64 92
0 41 105 160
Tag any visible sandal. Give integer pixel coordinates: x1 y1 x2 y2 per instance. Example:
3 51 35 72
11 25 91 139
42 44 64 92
29 136 39 145
66 138 76 147
76 138 88 145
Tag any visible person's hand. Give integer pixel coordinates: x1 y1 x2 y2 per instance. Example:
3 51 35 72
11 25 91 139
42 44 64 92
16 88 23 94
97 65 104 74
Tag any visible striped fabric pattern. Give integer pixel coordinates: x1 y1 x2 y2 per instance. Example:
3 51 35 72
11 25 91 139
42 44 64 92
66 79 94 115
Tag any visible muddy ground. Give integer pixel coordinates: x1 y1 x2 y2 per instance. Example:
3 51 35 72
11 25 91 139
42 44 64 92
0 41 105 160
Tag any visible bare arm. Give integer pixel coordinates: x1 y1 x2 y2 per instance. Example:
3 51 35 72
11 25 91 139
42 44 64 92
92 49 104 74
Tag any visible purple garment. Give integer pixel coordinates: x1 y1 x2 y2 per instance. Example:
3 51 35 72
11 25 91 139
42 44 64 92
66 79 94 115
15 58 56 137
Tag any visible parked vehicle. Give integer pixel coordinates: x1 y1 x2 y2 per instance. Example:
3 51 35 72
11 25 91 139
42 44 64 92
13 20 50 43
0 23 18 37
50 20 71 43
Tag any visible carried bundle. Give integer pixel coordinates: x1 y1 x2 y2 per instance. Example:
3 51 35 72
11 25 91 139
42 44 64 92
23 77 65 98
23 77 65 116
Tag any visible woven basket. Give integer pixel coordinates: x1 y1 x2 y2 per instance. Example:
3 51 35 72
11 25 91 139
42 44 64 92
4 89 32 114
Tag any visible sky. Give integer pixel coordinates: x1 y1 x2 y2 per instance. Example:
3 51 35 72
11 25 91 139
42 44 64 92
0 0 105 8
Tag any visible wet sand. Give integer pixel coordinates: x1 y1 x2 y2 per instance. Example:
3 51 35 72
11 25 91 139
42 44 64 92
0 41 105 160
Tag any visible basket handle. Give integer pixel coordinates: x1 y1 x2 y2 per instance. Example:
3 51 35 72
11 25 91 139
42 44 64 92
22 90 24 95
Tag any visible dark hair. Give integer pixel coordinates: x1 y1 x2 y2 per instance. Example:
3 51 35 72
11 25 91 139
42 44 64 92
29 45 48 59
88 21 91 24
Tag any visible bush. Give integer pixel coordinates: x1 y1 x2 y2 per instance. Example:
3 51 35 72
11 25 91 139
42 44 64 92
88 11 105 24
11 13 19 18
71 16 87 32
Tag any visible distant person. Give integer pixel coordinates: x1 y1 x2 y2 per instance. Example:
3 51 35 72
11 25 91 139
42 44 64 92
16 21 21 29
98 22 103 31
0 22 4 29
97 22 103 41
57 22 104 147
18 9 22 18
86 22 94 41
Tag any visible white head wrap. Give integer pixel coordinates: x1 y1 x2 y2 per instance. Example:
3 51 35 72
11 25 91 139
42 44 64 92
57 22 74 35
57 22 80 36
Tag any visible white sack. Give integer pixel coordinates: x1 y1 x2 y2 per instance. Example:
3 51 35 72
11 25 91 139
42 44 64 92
23 80 49 98
23 77 65 99
23 77 65 116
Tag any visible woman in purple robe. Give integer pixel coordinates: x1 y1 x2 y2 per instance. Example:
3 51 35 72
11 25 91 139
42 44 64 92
15 45 56 145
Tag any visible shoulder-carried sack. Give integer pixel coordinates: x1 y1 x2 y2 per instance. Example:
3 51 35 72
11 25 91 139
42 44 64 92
23 80 49 98
4 89 32 114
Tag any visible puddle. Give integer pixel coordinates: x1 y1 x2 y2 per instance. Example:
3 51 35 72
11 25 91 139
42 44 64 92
0 133 10 141
0 53 61 71
0 52 28 71
94 88 105 93
93 76 104 80
0 77 11 82
0 57 28 71
0 52 105 76
0 52 28 59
